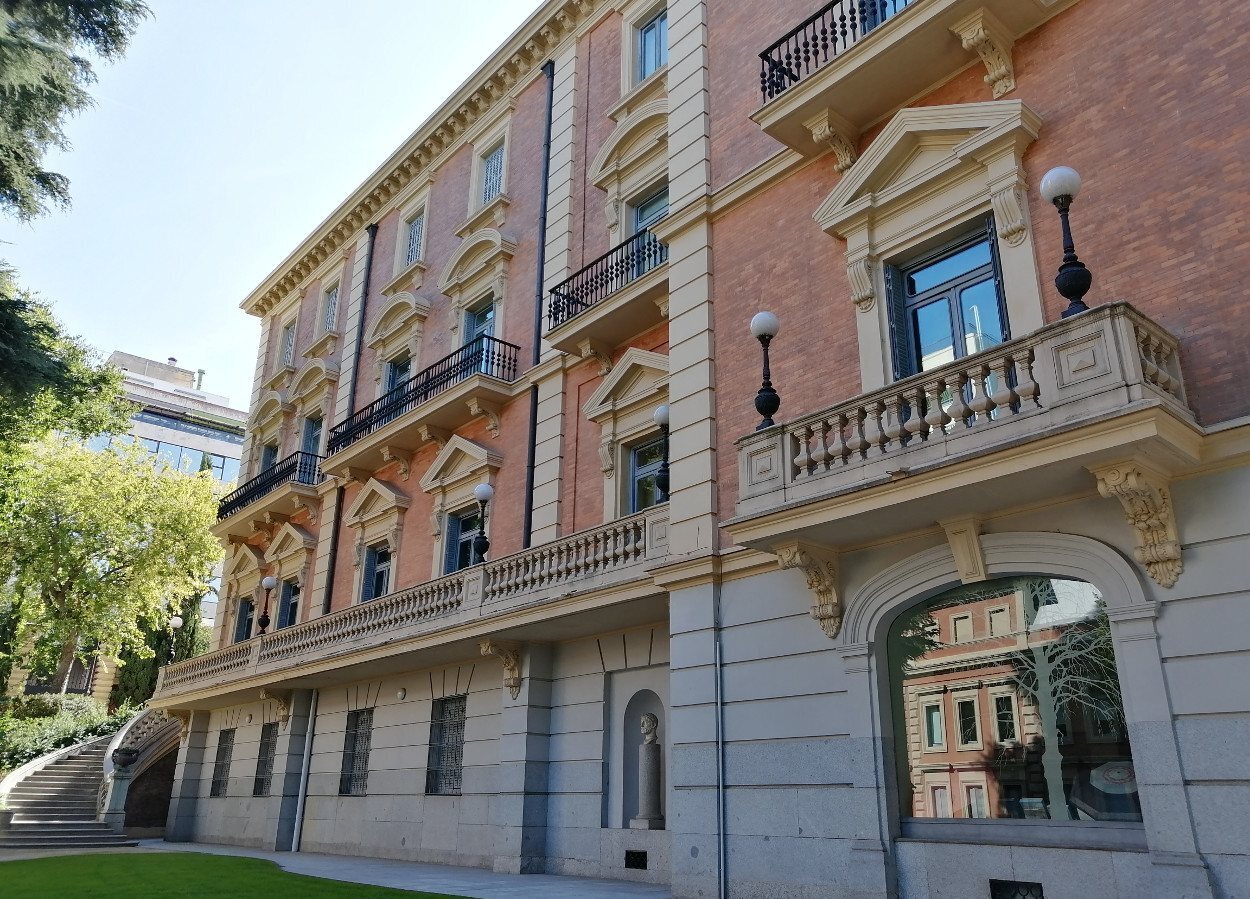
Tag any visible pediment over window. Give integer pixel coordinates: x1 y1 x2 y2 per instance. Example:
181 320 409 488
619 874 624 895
419 434 502 494
224 540 266 596
367 292 431 350
250 390 291 432
590 99 669 190
290 359 339 406
345 477 410 527
264 522 316 563
583 348 669 422
438 229 516 298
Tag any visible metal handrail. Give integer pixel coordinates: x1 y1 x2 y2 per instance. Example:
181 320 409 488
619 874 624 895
217 451 323 520
548 228 668 329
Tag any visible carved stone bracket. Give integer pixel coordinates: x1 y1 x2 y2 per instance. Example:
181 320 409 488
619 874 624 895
1092 462 1183 588
990 184 1028 246
480 639 524 699
466 397 502 437
940 516 987 583
775 540 842 638
847 256 877 313
577 338 614 376
259 688 293 730
292 496 319 526
951 8 1016 99
380 445 412 480
803 109 859 172
417 424 450 449
169 709 192 743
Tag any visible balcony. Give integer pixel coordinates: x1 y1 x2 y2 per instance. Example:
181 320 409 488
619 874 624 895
214 451 323 538
752 0 1075 156
729 304 1200 548
546 229 669 356
153 506 669 705
323 334 519 473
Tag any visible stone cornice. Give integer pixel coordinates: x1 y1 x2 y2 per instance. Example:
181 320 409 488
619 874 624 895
242 0 604 318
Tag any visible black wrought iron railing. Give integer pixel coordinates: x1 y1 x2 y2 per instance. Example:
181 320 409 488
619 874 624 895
327 334 520 455
548 228 668 329
217 451 324 520
759 0 913 102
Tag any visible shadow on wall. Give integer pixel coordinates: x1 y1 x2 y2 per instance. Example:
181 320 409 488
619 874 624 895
622 689 665 827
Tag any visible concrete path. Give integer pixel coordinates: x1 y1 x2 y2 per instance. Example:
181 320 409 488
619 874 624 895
135 840 672 898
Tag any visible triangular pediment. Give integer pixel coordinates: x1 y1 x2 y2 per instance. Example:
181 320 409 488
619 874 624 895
583 349 668 422
419 435 502 494
264 522 316 563
815 100 1041 236
345 477 410 526
227 541 265 577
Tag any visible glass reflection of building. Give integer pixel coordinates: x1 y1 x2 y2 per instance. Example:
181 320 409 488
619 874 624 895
889 576 1140 823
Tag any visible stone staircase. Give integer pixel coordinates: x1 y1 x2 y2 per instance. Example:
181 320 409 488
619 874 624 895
1 739 136 848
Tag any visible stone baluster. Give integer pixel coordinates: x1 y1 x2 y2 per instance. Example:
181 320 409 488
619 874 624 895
945 371 970 428
862 399 885 454
809 419 830 472
923 379 950 432
965 362 994 425
1009 349 1037 407
845 407 869 458
881 394 904 450
792 425 813 478
831 412 850 464
903 385 928 443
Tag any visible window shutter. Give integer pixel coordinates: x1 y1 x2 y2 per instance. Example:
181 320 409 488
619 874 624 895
444 515 463 574
361 549 377 602
884 265 911 381
984 214 1010 341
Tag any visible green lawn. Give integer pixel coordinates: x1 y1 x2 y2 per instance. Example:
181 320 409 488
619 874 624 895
1 853 467 898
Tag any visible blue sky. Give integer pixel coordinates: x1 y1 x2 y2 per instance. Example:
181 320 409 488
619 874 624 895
1 0 535 410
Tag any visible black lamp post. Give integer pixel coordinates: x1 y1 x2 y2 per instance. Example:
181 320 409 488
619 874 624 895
750 311 781 430
258 575 277 635
472 482 494 563
653 404 670 503
1041 165 1092 318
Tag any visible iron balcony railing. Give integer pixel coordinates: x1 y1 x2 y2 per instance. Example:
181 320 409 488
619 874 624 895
548 228 668 329
327 334 520 455
217 451 323 520
759 0 913 102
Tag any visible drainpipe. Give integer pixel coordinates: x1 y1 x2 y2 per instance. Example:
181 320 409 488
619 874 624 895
322 222 379 615
290 688 319 851
714 586 727 899
522 60 556 550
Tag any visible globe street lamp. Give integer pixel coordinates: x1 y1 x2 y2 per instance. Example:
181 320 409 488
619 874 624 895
750 311 781 430
258 575 278 635
472 483 495 564
1040 165 1093 318
168 613 183 662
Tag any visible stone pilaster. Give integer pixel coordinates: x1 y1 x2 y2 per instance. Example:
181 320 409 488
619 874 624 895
165 710 211 842
491 644 553 874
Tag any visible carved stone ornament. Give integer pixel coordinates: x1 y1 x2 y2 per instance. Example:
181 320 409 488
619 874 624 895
1092 463 1183 588
259 688 293 730
170 709 193 743
775 540 842 638
480 639 523 699
951 9 1016 99
353 534 365 569
847 256 876 313
940 516 987 584
466 397 502 437
578 338 613 376
380 445 412 480
804 109 859 172
292 496 319 525
990 184 1028 246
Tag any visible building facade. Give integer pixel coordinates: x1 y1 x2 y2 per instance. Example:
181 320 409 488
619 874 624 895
152 1 1250 896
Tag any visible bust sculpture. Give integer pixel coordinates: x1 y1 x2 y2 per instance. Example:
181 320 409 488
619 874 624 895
641 712 659 744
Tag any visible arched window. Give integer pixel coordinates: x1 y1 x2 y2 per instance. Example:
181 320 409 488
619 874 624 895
886 575 1140 824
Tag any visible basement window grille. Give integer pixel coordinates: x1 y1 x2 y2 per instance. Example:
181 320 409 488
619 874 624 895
625 850 648 870
253 722 278 797
210 728 235 797
426 694 467 795
990 881 1045 899
339 708 373 796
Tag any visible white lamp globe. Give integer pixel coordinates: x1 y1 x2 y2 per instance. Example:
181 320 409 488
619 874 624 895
750 311 780 339
1041 166 1082 204
473 483 495 504
169 615 184 630
653 404 670 428
261 575 278 591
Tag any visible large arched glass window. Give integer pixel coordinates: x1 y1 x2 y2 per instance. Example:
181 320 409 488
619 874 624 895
886 575 1140 824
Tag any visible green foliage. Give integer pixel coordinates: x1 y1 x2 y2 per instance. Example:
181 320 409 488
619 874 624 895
0 435 220 685
110 593 206 708
0 694 136 771
0 0 149 220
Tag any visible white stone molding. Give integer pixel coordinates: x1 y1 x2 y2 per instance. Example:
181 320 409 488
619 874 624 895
803 108 859 172
774 540 842 638
577 337 614 376
259 689 293 730
589 98 669 245
344 478 409 594
989 183 1028 246
465 397 502 437
480 639 524 699
437 228 515 336
379 445 412 480
1091 462 1183 588
950 8 1016 100
846 255 877 313
939 515 987 583
263 522 317 590
419 435 502 578
367 292 431 383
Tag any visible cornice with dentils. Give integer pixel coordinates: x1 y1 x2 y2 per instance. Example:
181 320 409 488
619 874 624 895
242 0 604 318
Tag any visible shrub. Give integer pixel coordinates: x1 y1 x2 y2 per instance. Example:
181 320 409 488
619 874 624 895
0 696 138 772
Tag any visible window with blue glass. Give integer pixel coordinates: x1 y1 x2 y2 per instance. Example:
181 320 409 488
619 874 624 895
629 436 665 513
385 354 411 391
638 8 668 81
233 598 254 643
277 580 300 629
361 545 392 602
260 443 279 471
444 508 483 574
464 300 495 343
301 415 323 455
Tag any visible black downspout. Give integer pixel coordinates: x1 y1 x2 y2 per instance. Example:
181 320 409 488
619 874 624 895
522 60 556 550
322 222 379 614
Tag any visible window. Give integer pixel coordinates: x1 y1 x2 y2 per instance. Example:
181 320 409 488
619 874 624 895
253 722 278 796
929 785 951 818
277 580 300 629
232 599 254 643
361 545 391 602
384 354 411 391
988 607 1010 637
464 300 495 343
888 576 1140 823
404 211 425 267
321 284 340 332
633 186 669 232
210 728 235 797
301 415 323 456
339 708 373 796
426 694 467 795
952 615 973 644
480 142 505 205
922 702 945 750
279 322 296 367
629 437 665 513
887 220 1007 379
444 509 482 574
260 443 279 472
637 9 668 81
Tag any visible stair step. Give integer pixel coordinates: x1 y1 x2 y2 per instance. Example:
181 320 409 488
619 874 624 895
0 839 138 849
9 827 117 837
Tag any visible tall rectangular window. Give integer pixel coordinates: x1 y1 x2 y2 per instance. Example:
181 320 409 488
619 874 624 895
956 698 980 748
210 728 235 797
232 599 254 644
385 354 411 391
280 322 296 367
988 607 1009 637
629 437 665 513
426 695 467 795
277 580 300 629
405 212 425 267
444 509 482 574
952 615 973 643
260 443 279 472
994 694 1017 743
923 702 945 749
322 284 339 332
480 143 505 205
301 415 323 456
253 722 278 797
464 300 495 343
339 708 373 796
966 784 988 819
929 785 951 818
361 546 391 602
638 9 668 81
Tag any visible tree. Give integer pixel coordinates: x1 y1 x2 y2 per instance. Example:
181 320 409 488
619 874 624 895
0 435 219 692
109 591 209 707
0 0 149 220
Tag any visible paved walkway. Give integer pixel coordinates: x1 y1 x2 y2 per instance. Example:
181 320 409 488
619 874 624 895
132 840 672 898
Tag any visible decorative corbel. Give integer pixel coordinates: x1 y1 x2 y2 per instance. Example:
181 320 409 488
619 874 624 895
774 540 842 638
940 516 987 583
386 524 403 556
380 445 412 480
951 8 1016 99
598 437 616 476
259 689 293 730
169 709 192 743
604 196 620 231
263 511 290 527
430 500 445 537
466 397 502 437
847 255 877 313
803 109 859 172
577 338 613 376
990 183 1028 247
291 496 319 526
343 466 371 484
417 424 450 449
480 639 524 699
352 533 365 569
1091 462 1183 588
